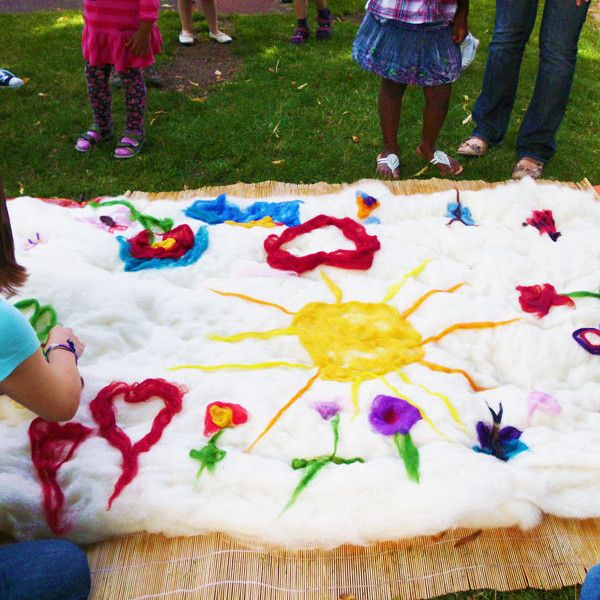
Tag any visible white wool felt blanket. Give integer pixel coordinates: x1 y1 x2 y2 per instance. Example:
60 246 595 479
1 179 599 548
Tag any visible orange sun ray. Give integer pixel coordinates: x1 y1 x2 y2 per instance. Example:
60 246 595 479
419 359 490 392
245 369 322 453
209 289 295 315
421 318 519 345
399 282 465 320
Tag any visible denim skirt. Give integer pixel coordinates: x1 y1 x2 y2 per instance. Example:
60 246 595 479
352 13 462 86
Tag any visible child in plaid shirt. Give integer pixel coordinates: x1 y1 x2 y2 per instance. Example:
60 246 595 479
353 0 469 178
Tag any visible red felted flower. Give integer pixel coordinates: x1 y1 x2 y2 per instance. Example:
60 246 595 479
264 215 381 274
516 283 575 318
204 402 249 437
128 224 195 260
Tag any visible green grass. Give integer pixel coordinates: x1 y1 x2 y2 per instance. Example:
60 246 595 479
0 0 598 198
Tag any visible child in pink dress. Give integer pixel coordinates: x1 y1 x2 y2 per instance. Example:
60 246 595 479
76 0 162 159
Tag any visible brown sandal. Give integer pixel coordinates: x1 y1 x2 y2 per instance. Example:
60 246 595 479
457 136 488 157
512 157 544 180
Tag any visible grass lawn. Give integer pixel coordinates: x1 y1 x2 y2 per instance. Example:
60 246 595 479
0 0 598 198
0 3 594 598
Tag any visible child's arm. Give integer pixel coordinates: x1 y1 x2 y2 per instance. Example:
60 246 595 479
126 0 159 57
452 0 468 45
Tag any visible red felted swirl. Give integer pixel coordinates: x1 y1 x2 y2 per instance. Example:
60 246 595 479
264 215 381 274
89 379 185 508
29 418 93 534
128 224 195 259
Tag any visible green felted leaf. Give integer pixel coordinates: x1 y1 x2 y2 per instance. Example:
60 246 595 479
281 458 329 514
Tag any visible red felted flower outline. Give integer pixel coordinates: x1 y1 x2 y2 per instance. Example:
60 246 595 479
89 379 185 508
203 401 249 437
264 215 381 274
516 283 575 319
128 224 195 260
29 418 93 534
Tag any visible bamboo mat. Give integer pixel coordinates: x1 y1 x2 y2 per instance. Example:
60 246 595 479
127 177 598 201
86 178 595 598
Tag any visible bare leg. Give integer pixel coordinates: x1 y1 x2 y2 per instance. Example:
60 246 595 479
178 0 194 34
294 0 309 20
377 78 406 178
199 0 221 36
418 84 462 175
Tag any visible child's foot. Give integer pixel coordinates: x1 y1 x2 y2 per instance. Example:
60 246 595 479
109 69 122 89
114 131 145 159
75 124 113 153
143 66 161 87
0 69 24 89
290 26 310 44
316 8 333 40
417 146 463 176
376 153 401 179
209 30 233 43
178 31 195 46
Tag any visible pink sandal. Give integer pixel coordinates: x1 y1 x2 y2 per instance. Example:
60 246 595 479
75 124 113 153
290 26 310 44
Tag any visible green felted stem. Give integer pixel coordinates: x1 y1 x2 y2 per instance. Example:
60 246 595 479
281 458 329 515
14 298 57 343
330 414 340 457
393 433 420 483
329 456 364 466
563 291 600 300
189 429 227 480
90 200 173 233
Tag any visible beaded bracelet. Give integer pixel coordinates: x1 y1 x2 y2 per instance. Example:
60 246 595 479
43 340 79 364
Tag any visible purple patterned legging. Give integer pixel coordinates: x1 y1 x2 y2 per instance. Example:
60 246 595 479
85 64 146 135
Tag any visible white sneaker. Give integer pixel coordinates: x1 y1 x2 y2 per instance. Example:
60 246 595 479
460 32 480 70
178 31 195 46
0 69 24 88
209 31 233 43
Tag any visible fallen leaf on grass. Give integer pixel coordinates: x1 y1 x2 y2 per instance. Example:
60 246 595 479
351 135 359 143
22 77 30 85
214 70 222 81
272 160 285 165
297 83 308 90
38 93 48 97
149 111 166 126
18 182 25 195
190 96 208 103
453 529 482 548
412 165 429 177
462 113 473 125
188 80 199 87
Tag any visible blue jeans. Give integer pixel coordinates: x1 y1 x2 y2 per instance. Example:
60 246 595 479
582 563 600 600
472 0 589 163
0 540 90 600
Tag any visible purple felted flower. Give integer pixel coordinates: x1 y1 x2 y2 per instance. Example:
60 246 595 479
312 400 342 421
474 403 528 462
369 395 422 436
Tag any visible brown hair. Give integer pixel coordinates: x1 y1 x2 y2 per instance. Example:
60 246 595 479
0 177 27 296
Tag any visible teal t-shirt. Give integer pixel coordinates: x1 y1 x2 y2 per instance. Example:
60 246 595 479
0 298 40 381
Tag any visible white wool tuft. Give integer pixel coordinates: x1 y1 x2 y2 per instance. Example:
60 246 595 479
2 180 600 548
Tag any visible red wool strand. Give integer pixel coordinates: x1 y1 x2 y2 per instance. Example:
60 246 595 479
264 215 381 274
28 418 93 535
89 379 185 509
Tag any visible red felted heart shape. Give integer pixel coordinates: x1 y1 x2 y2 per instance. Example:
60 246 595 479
29 418 93 534
264 215 381 274
89 379 185 508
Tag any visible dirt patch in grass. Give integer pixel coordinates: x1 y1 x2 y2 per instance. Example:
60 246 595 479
159 38 242 95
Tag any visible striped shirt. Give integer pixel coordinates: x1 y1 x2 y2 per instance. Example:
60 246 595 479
365 0 458 24
84 0 159 33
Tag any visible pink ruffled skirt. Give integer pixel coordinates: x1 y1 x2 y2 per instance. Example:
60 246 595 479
82 25 162 72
